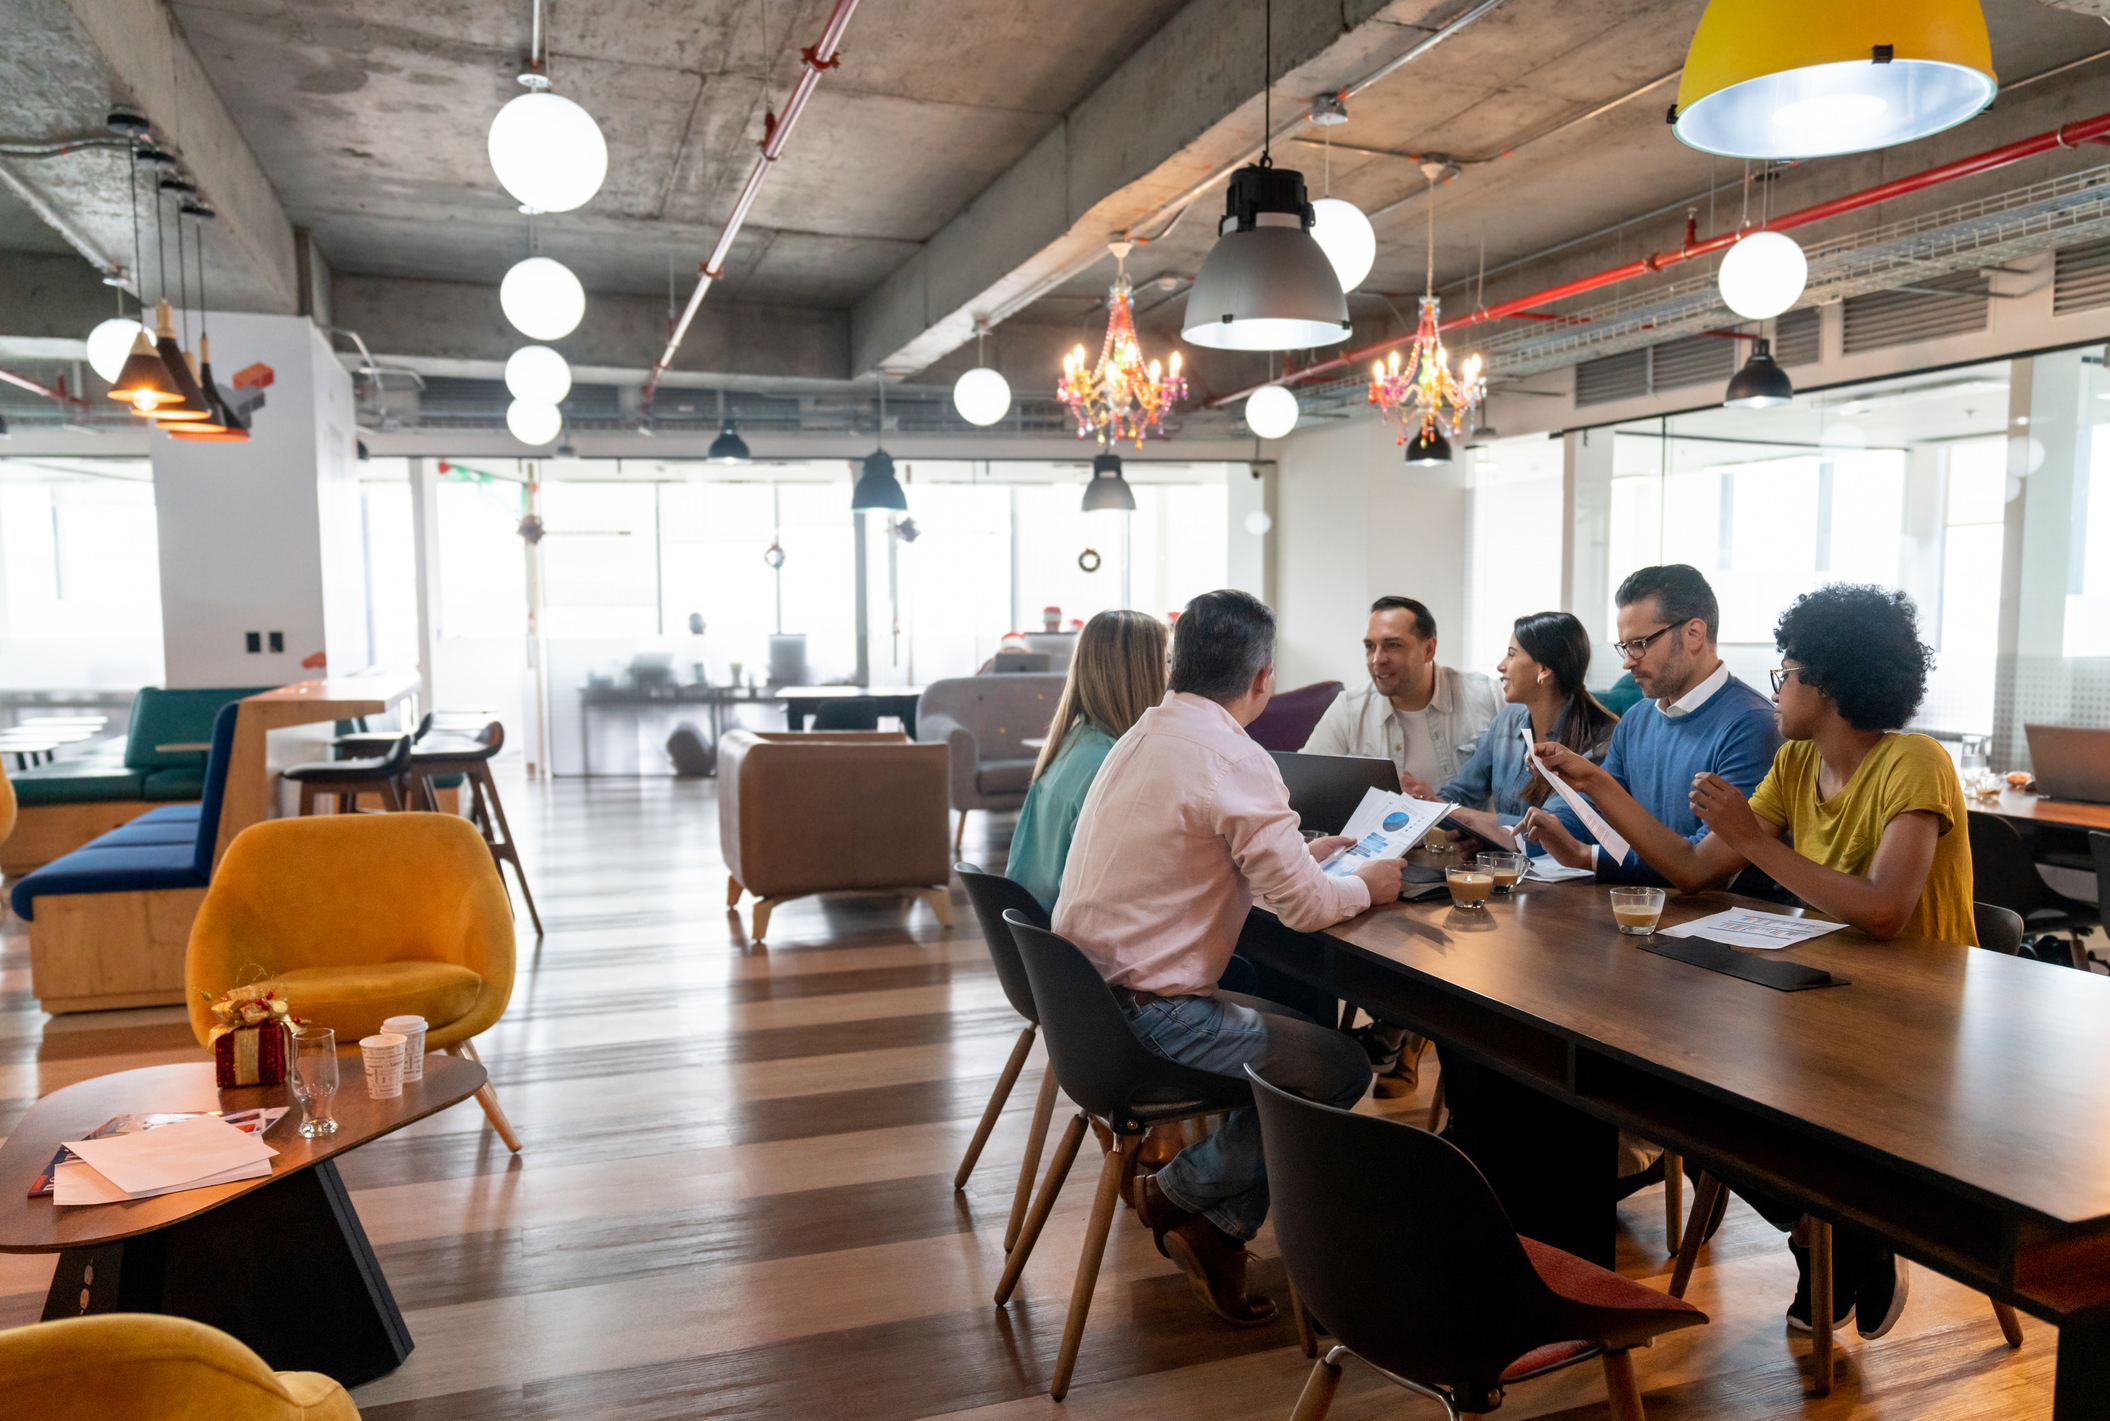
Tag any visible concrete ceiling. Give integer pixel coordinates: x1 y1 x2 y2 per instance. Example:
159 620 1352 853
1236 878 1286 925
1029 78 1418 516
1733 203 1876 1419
4 0 2110 417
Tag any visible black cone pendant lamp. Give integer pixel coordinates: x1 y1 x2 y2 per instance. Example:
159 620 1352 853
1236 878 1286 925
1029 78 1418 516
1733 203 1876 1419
1404 423 1452 466
1081 451 1137 512
708 421 751 463
850 375 907 512
1723 338 1794 408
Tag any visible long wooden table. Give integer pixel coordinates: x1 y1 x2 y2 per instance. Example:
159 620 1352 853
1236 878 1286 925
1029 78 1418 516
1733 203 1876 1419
218 670 422 863
1968 789 2110 834
1240 871 2110 1418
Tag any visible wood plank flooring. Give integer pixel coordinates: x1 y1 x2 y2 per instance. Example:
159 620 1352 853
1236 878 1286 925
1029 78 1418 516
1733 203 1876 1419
0 776 2058 1418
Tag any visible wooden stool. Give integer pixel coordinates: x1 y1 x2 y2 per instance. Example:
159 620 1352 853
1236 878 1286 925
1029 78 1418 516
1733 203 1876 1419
283 734 412 815
405 721 542 937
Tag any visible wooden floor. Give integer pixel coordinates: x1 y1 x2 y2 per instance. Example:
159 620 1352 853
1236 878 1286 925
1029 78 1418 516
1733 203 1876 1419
0 776 2059 1418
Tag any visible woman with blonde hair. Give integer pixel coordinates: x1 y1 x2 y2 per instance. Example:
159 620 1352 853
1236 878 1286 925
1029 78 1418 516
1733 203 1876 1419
1006 609 1167 911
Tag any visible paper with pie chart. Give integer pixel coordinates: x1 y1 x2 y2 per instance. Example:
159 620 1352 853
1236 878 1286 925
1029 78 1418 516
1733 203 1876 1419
1320 789 1451 877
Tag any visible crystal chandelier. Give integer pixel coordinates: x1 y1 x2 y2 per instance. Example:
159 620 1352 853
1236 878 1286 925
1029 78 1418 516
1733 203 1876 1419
1059 241 1186 447
1368 165 1483 449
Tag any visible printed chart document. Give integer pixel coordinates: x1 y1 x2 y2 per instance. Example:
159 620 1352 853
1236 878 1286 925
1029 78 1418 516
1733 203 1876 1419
1521 727 1632 864
57 1114 278 1205
1321 788 1451 877
1659 908 1850 951
1524 857 1595 883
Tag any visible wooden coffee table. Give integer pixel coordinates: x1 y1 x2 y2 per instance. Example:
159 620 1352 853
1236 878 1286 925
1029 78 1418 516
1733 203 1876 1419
0 1055 486 1384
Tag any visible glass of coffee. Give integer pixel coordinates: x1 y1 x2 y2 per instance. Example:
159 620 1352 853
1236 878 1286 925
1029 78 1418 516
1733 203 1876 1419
1446 865 1494 908
1611 886 1666 935
1476 852 1527 895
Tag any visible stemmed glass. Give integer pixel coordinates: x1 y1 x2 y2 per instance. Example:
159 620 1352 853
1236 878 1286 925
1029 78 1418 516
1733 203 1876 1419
291 1027 340 1137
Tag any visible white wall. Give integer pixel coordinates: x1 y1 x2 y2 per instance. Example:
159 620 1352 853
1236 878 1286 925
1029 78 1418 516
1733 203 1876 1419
151 312 364 687
1272 414 1470 693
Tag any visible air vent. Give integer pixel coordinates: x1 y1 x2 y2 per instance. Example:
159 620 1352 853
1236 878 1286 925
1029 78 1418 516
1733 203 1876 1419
2054 236 2110 316
1842 273 1989 354
1773 307 1821 367
1574 349 1650 406
1649 334 1736 391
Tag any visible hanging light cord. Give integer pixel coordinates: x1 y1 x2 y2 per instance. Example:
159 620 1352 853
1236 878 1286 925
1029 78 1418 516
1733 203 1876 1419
127 147 143 318
194 208 208 342
1259 0 1272 168
176 196 189 350
1424 169 1437 299
152 173 167 315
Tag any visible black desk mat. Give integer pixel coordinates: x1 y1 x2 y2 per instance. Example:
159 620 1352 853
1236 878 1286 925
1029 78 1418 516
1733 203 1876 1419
1639 934 1851 991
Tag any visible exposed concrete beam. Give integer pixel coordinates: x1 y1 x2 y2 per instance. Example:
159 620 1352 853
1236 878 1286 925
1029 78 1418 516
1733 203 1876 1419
0 0 299 314
0 251 125 350
330 275 850 383
849 0 1453 378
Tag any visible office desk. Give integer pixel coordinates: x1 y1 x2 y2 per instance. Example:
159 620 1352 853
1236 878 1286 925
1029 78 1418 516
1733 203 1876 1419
1968 789 2110 833
777 685 925 734
577 684 768 774
1240 875 2110 1417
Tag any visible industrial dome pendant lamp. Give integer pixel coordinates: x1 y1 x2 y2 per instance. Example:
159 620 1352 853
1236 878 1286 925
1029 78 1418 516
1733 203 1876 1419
708 387 751 462
851 374 908 512
1080 451 1137 513
1723 338 1795 409
1670 0 1997 160
1181 0 1352 352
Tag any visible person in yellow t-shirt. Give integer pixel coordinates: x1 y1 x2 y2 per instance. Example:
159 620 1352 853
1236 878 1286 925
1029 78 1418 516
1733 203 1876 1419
1533 583 1973 945
1533 581 1971 1342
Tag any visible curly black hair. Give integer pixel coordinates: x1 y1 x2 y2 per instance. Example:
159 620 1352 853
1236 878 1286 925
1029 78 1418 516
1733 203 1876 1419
1773 584 1935 732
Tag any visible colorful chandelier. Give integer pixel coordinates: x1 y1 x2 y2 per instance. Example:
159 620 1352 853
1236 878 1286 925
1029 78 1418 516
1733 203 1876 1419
1059 242 1186 447
1368 163 1483 448
1367 295 1483 445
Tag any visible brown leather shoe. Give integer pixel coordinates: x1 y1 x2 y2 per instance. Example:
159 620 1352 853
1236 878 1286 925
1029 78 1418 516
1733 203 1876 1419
1134 1174 1193 1258
1161 1216 1278 1327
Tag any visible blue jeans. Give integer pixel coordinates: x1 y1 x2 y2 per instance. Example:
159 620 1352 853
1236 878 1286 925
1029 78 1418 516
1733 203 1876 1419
1120 990 1370 1240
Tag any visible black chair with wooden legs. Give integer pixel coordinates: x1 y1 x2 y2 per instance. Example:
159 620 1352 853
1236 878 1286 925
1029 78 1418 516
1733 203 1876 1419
996 912 1255 1400
952 865 1055 1253
1668 908 2032 1392
404 721 542 937
1251 1069 1705 1421
283 733 412 814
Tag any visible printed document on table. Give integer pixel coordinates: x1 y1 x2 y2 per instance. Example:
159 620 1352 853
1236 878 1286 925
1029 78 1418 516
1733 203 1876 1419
1524 857 1595 882
53 1155 272 1207
63 1114 276 1197
1521 727 1632 864
1320 789 1451 877
1658 908 1850 950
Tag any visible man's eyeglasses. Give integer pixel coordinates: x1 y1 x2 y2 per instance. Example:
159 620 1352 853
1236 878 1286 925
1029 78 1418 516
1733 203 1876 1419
1768 667 1807 694
1608 625 1674 660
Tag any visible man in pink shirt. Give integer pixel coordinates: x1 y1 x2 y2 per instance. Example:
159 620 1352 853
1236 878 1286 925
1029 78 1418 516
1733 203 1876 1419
1055 589 1402 1325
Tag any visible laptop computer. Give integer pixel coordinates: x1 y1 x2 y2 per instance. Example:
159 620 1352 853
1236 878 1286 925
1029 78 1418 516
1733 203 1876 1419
2024 725 2110 803
1269 751 1400 835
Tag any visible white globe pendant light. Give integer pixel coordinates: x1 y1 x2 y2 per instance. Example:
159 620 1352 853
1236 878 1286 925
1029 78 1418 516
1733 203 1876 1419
500 257 586 340
1717 230 1807 320
505 345 572 404
86 317 145 383
952 365 1011 426
506 398 562 446
1244 384 1300 439
488 91 608 213
1309 198 1376 293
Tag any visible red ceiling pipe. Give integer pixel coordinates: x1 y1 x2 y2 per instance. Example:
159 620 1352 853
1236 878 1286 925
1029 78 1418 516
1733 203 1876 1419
1211 109 2110 405
643 0 861 407
0 368 85 406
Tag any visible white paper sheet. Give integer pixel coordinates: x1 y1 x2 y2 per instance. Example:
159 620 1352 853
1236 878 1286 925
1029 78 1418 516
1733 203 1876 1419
1521 726 1632 864
63 1114 276 1196
1524 857 1596 882
1320 788 1452 877
52 1155 272 1207
1657 907 1850 950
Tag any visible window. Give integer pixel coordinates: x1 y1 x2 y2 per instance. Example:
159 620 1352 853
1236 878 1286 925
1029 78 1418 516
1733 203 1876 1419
0 460 164 689
1464 437 1564 674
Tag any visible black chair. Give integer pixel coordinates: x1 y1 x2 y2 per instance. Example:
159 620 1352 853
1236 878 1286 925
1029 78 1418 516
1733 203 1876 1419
997 912 1255 1400
952 864 1054 1253
1967 813 2095 968
404 721 541 937
1249 1068 1705 1421
282 733 412 814
332 711 434 758
811 697 880 731
1974 901 2026 955
2090 832 2110 971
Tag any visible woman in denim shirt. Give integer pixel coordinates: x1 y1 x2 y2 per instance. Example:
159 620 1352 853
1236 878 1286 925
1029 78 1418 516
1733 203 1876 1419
1423 611 1618 848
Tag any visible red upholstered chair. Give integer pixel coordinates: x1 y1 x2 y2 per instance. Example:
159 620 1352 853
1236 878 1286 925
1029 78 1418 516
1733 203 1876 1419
1250 1068 1705 1421
1246 680 1343 752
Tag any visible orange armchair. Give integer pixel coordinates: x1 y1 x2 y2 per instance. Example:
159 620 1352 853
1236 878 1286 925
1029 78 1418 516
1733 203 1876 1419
185 813 521 1150
0 1313 359 1421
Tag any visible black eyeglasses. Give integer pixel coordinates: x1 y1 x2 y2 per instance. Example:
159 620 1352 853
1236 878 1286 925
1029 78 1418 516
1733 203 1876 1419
1768 667 1807 694
1608 625 1674 660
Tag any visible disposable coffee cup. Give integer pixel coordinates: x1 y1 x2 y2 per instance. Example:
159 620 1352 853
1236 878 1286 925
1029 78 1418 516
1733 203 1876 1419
360 1032 407 1099
381 1015 428 1081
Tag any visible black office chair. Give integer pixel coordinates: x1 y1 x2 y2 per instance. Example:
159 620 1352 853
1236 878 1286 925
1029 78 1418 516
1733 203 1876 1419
1967 813 2095 968
2089 832 2110 972
1974 901 2026 956
996 912 1255 1400
811 697 880 731
952 864 1054 1253
332 711 433 758
1250 1068 1705 1421
282 733 413 814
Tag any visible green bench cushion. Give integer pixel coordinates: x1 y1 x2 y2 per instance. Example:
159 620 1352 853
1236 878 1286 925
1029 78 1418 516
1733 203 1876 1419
10 767 148 805
124 685 275 771
142 766 207 800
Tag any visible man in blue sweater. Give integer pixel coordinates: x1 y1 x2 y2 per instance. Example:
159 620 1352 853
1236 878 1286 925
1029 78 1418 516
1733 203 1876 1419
1521 564 1781 891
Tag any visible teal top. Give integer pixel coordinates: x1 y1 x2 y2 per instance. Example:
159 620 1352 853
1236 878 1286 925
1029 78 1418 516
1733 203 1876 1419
1005 721 1118 913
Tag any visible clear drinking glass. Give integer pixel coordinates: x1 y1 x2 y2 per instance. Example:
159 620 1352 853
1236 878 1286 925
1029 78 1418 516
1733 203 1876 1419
1476 852 1527 895
1446 865 1493 908
1611 887 1666 936
291 1027 340 1137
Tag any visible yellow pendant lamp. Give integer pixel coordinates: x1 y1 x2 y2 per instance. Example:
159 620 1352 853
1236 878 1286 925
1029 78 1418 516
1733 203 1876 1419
1671 0 1996 159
